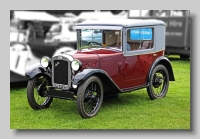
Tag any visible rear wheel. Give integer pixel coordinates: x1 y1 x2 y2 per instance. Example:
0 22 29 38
27 74 53 110
147 65 169 100
77 76 103 118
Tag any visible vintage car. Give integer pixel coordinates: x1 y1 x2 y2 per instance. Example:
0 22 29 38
25 19 175 118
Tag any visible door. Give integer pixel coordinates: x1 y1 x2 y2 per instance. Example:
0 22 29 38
123 27 156 88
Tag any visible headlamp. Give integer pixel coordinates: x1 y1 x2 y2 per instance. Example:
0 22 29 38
40 56 51 68
71 59 82 71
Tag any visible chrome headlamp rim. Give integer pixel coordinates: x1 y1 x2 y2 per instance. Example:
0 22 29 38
71 59 82 71
40 56 52 68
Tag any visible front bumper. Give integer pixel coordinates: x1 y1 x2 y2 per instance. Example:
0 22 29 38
48 89 75 100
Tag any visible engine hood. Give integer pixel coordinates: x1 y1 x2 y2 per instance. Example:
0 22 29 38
69 48 123 70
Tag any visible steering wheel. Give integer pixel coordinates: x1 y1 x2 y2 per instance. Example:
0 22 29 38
87 41 102 47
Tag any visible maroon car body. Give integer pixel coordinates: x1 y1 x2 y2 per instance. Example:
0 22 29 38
25 19 175 118
72 49 164 89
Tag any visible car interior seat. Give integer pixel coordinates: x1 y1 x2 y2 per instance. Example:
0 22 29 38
139 41 150 50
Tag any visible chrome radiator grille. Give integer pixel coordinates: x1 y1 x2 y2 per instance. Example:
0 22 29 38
52 55 72 90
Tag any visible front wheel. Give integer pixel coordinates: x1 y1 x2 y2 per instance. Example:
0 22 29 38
77 76 103 118
27 74 53 110
147 64 169 100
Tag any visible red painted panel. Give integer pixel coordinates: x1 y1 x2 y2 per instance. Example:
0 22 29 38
98 51 125 88
71 48 164 90
123 50 164 89
72 52 99 70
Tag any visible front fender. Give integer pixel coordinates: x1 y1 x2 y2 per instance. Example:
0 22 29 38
147 56 175 83
73 69 107 85
73 69 121 93
25 63 51 80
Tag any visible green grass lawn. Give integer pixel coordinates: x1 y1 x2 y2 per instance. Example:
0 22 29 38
10 56 190 129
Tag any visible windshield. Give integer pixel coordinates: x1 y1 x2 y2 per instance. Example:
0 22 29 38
77 29 122 51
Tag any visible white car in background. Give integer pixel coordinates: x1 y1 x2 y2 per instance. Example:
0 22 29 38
10 11 79 84
10 42 40 83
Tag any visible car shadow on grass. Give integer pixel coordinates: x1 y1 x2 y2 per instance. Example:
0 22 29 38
101 91 153 108
45 90 151 118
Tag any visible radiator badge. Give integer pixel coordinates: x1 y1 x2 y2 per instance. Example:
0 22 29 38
55 62 60 67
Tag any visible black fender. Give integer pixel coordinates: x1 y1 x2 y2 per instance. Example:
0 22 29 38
25 64 52 80
72 69 121 93
147 56 175 84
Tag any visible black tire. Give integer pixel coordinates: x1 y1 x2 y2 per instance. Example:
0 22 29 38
147 64 169 100
77 76 103 118
27 74 53 110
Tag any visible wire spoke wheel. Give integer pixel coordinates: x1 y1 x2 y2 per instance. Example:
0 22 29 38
77 76 103 118
34 76 51 105
147 65 169 100
152 70 166 96
83 82 100 114
27 75 53 110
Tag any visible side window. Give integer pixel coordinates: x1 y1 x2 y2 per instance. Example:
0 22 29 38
127 28 154 51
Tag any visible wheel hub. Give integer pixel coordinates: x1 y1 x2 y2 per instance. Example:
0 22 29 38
85 91 96 99
37 84 47 97
153 76 163 88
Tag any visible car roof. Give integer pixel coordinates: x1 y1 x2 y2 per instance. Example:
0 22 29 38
76 19 165 27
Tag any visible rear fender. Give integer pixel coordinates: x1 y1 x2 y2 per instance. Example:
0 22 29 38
147 56 175 84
